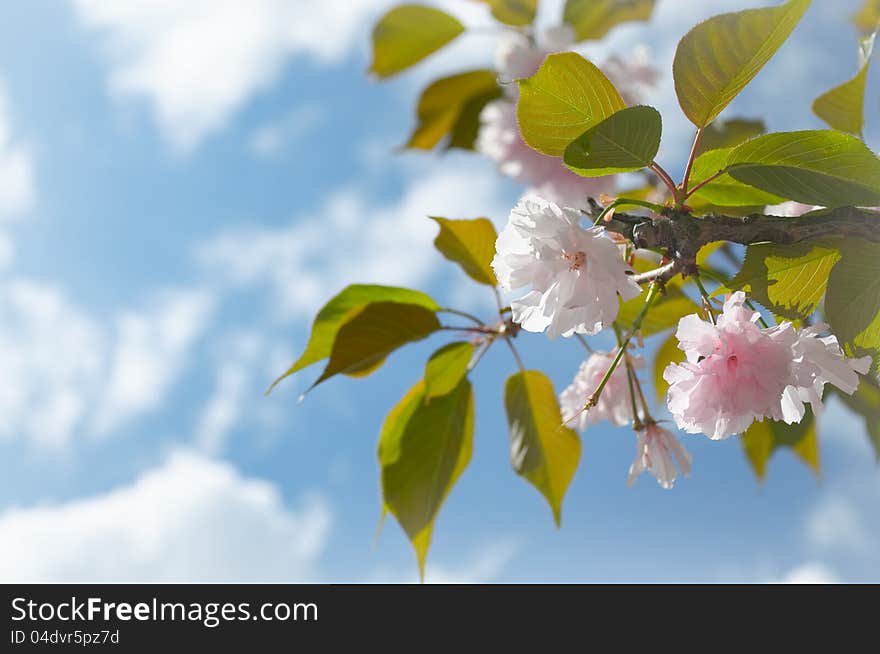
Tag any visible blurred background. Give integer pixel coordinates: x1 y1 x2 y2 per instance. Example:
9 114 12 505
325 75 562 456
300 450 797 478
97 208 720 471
0 0 877 582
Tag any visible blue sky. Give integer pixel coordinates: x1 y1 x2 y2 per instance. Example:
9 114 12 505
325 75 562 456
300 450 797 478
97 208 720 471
0 0 877 583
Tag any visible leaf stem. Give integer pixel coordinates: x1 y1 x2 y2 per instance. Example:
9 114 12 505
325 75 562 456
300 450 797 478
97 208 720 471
685 168 725 200
504 336 525 372
650 161 679 200
440 307 485 326
698 267 771 328
693 275 717 325
592 197 666 225
614 323 643 430
574 333 594 354
681 128 704 196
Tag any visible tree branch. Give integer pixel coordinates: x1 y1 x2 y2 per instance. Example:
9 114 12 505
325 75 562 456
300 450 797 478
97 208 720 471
588 200 880 281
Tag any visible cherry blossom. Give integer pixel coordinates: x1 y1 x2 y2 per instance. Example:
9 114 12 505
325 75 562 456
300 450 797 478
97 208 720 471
493 197 641 338
664 292 869 439
628 422 692 489
560 351 643 430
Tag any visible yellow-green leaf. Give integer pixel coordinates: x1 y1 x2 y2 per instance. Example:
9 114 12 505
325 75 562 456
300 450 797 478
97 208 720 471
430 217 499 285
370 5 465 79
812 34 874 136
563 0 656 41
406 70 502 150
673 0 811 127
825 239 880 366
564 105 662 176
379 378 474 578
729 241 841 321
425 341 474 400
689 147 784 206
695 118 766 156
477 0 537 26
741 413 819 480
517 52 626 156
504 370 581 526
312 302 441 388
270 285 439 391
617 286 699 337
853 0 880 34
726 130 880 207
654 332 686 402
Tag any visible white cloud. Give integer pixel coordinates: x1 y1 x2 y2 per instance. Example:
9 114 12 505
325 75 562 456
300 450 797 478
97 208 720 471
93 288 216 435
71 0 492 151
0 81 34 221
807 495 869 554
771 562 839 584
371 540 518 584
0 450 332 582
198 164 509 320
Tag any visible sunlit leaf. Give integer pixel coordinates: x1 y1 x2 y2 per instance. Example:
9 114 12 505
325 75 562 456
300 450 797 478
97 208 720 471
425 342 474 400
476 0 537 26
564 105 662 176
673 0 811 127
689 147 784 206
617 286 699 337
812 33 874 136
726 130 880 207
741 412 819 480
312 302 441 388
653 332 686 402
695 118 766 156
504 370 581 526
406 70 502 150
517 52 626 156
379 378 474 577
563 0 656 41
852 0 880 34
370 5 465 79
430 217 499 285
270 285 439 391
825 240 880 368
729 242 840 321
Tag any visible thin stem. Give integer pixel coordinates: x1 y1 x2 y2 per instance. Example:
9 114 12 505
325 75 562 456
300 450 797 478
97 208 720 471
693 275 717 325
633 363 652 421
685 169 725 200
614 323 643 430
592 198 666 226
650 161 678 199
584 283 659 411
467 338 494 372
440 325 499 334
440 307 484 326
681 128 704 195
574 333 594 354
492 287 505 315
504 337 525 372
698 267 770 328
630 260 678 285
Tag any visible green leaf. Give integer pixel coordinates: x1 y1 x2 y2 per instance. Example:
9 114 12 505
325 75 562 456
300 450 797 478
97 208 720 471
812 34 874 136
726 130 880 207
832 378 880 460
689 147 784 206
695 118 766 156
430 217 499 285
563 0 656 41
379 378 474 577
853 0 880 34
504 370 581 526
741 412 819 480
729 242 841 321
825 240 880 366
517 52 626 156
477 0 537 26
312 302 441 388
564 105 662 176
406 70 502 151
370 5 465 79
654 332 686 402
424 342 474 400
617 286 700 337
270 285 439 391
673 0 811 127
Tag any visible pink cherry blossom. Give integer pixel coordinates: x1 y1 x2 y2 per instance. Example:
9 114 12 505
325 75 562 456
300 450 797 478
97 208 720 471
628 422 692 489
493 197 641 338
664 292 870 439
560 351 644 430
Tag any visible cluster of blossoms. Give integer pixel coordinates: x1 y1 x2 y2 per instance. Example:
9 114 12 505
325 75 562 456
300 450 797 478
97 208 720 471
493 197 871 489
477 27 657 207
